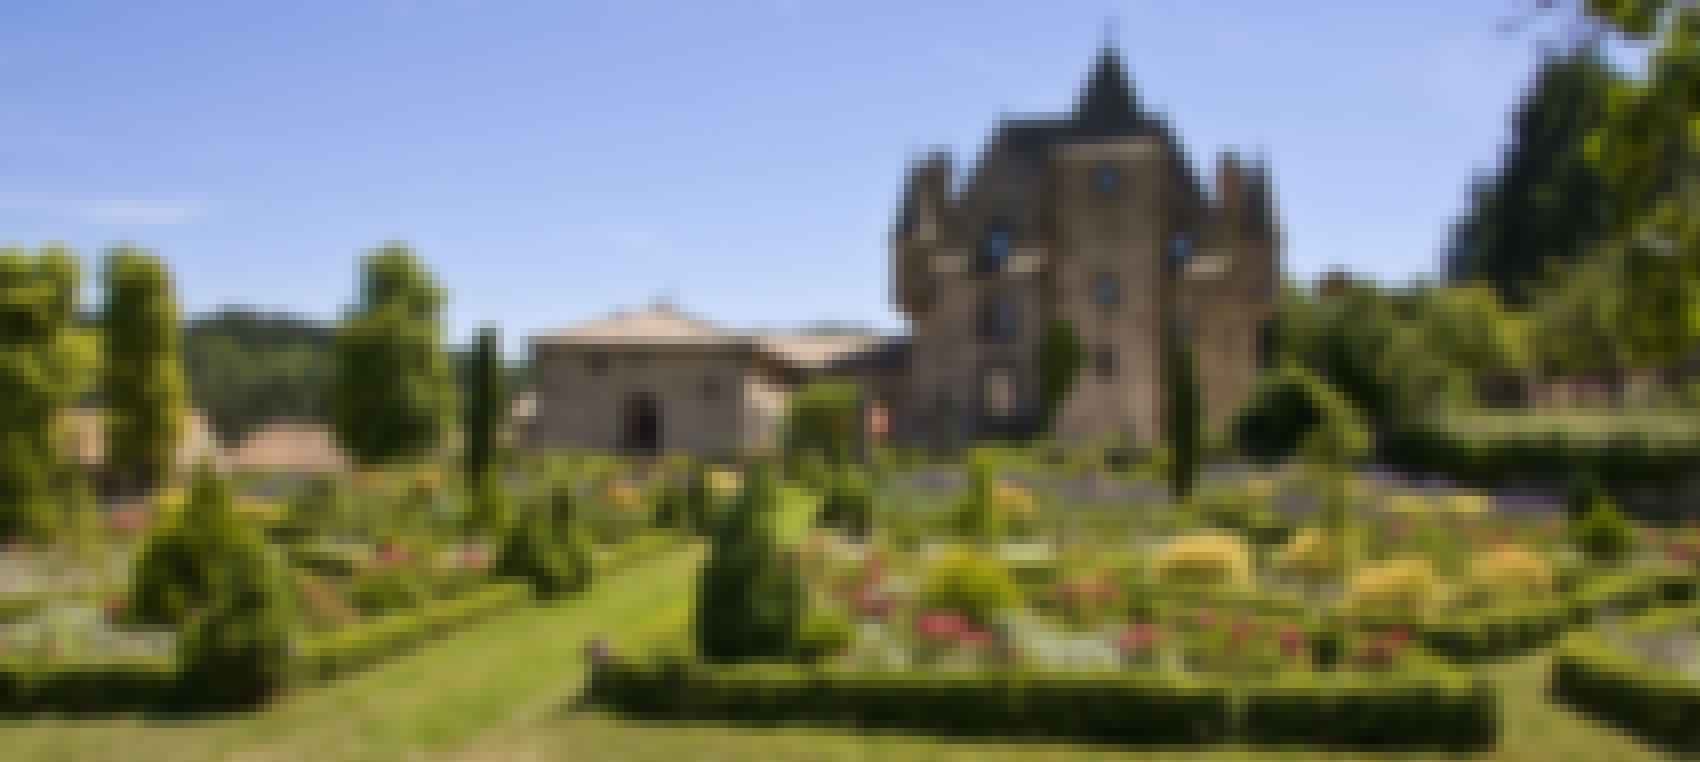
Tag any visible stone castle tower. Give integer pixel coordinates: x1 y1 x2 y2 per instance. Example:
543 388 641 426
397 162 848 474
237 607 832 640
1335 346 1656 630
891 45 1281 449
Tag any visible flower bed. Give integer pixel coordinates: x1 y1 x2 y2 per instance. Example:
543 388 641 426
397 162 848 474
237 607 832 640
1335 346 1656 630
589 655 1496 751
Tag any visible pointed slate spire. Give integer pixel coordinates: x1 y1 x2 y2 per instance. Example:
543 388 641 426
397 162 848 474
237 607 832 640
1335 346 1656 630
1072 44 1143 130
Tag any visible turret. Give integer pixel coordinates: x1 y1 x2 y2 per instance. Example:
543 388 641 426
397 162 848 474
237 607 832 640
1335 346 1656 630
894 150 953 314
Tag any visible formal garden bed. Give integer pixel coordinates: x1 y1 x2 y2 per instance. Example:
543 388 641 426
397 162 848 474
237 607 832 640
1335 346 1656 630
0 456 691 715
584 445 1700 752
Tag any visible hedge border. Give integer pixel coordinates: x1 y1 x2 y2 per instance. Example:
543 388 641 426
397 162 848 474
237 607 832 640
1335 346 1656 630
1551 624 1700 754
589 657 1497 751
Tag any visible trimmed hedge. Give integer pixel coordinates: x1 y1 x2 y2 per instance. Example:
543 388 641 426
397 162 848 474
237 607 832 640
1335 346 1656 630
0 659 178 714
1385 412 1700 492
590 658 1496 751
1344 568 1694 664
1552 631 1700 754
301 581 532 681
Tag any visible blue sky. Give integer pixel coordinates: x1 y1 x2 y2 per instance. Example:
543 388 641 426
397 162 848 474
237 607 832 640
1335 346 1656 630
0 0 1631 355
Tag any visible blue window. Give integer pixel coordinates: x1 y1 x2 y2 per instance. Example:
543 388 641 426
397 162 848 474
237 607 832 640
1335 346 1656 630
977 222 1013 273
1094 165 1119 195
1093 271 1120 309
1169 233 1193 269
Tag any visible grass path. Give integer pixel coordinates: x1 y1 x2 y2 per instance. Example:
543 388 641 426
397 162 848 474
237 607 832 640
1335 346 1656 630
0 544 704 762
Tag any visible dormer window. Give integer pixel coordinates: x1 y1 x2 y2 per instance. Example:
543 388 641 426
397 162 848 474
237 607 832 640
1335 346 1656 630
1094 165 1120 196
976 221 1013 273
1168 233 1194 271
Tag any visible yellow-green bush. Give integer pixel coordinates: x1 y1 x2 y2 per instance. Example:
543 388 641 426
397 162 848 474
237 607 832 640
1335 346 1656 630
916 546 1022 627
1341 557 1449 621
1464 545 1554 606
1152 531 1254 589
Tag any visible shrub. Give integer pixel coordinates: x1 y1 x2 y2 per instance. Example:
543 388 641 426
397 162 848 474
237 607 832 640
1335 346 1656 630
128 464 271 628
347 568 429 616
303 582 530 681
1152 531 1254 589
1552 632 1700 754
916 546 1022 629
949 457 1006 541
694 462 807 664
1231 363 1368 465
174 549 298 709
795 607 854 664
1463 545 1554 607
1571 493 1637 566
817 466 875 541
491 503 585 600
1274 527 1338 584
1340 557 1448 622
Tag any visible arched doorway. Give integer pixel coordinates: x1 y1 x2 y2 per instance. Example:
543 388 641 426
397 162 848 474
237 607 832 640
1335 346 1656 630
620 392 662 454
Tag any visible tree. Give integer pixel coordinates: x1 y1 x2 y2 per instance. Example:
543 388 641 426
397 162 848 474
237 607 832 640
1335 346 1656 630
1036 318 1085 432
1443 43 1622 306
491 499 586 600
0 246 94 542
100 246 189 497
174 543 297 709
1231 362 1368 465
329 243 457 468
693 461 806 663
461 324 504 484
1165 339 1202 501
181 308 334 445
817 464 875 541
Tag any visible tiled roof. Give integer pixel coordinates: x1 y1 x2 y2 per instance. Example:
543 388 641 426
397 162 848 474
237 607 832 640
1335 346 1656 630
225 421 347 473
531 302 738 345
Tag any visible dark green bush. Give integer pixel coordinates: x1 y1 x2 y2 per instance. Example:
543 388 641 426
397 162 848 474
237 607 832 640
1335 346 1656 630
694 462 807 664
1571 492 1638 566
347 568 429 616
129 464 272 628
1230 363 1367 465
491 502 588 600
0 660 177 714
174 550 298 710
817 466 875 541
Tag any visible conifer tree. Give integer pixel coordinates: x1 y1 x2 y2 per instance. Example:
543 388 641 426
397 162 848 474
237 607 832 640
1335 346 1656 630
329 243 457 468
174 543 297 708
129 461 270 627
1165 340 1202 501
693 461 806 663
100 245 188 498
0 246 93 542
1037 318 1085 432
461 324 503 484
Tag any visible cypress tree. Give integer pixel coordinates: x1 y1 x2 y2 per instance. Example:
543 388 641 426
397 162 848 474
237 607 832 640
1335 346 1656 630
1036 318 1085 432
329 243 457 468
1165 340 1202 501
0 246 93 542
461 324 504 485
100 245 188 499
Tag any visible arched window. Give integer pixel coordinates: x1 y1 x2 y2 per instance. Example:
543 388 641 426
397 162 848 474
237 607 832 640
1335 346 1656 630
976 221 1013 273
978 291 1019 343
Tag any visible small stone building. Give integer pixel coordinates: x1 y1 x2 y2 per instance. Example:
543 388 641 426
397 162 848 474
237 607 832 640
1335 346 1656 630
527 303 904 456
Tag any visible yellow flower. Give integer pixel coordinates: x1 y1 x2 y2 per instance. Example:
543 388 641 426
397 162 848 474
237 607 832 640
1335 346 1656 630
1152 531 1254 589
1341 557 1448 620
709 469 742 495
993 482 1036 516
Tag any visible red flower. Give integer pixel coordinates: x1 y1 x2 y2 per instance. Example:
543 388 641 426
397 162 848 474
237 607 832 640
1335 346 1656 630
109 509 147 535
377 543 409 567
914 611 968 641
1278 626 1305 658
462 546 487 569
957 628 994 648
1118 623 1162 651
1195 609 1218 629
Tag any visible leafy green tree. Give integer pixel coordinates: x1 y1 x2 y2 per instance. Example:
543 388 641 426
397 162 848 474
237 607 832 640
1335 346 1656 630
329 243 457 468
491 501 585 600
817 465 875 541
100 246 189 497
1571 490 1638 566
1036 318 1085 432
461 324 504 484
693 461 806 663
1165 340 1202 501
0 246 94 542
1444 43 1623 306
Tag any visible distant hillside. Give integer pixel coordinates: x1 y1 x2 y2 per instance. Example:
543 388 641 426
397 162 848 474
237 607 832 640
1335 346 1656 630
175 306 528 446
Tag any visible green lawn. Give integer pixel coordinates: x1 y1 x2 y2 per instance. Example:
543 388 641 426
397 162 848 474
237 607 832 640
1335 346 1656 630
0 544 704 762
